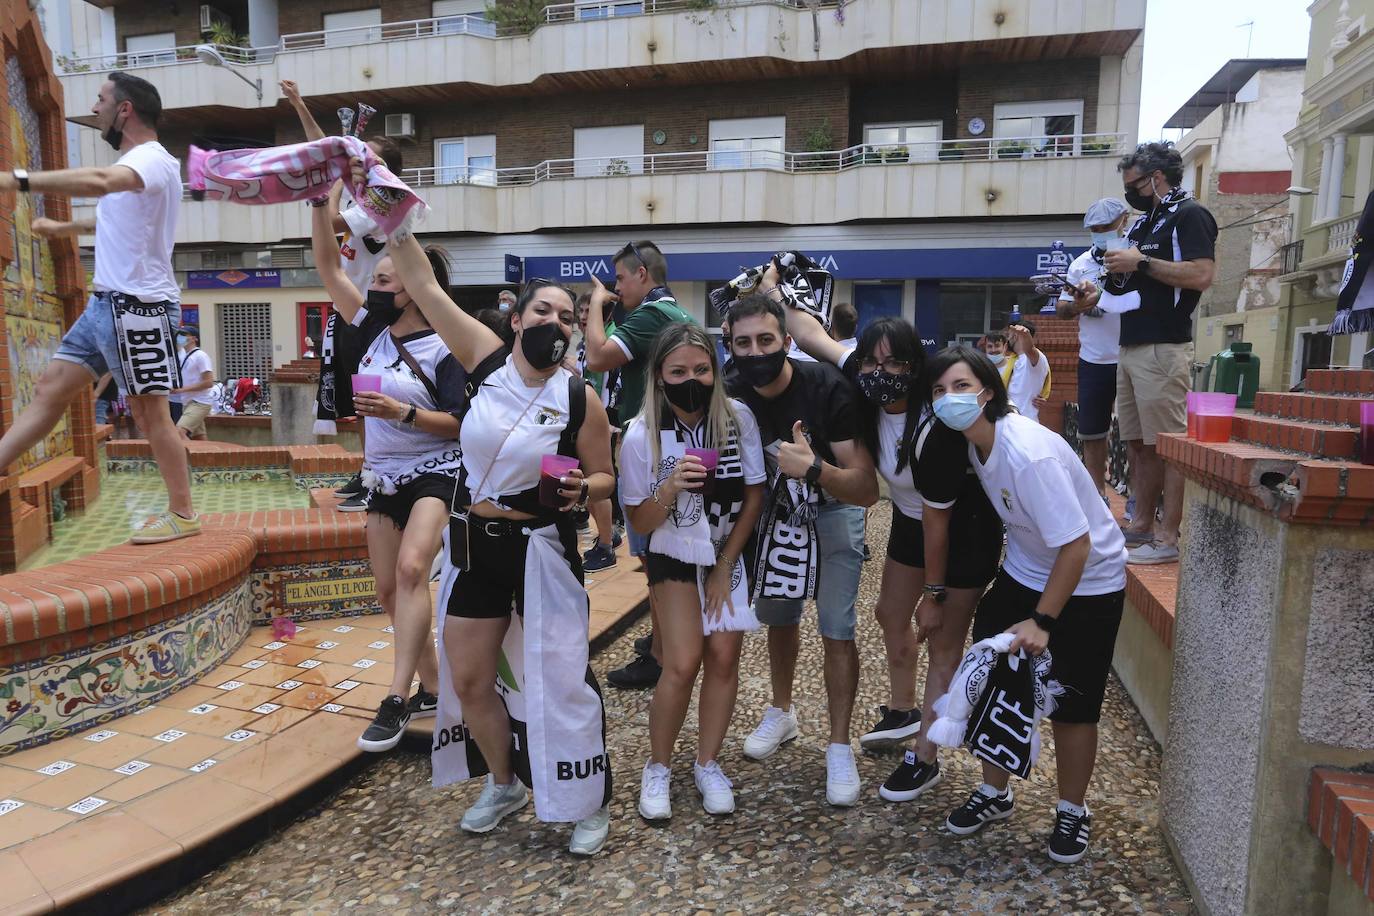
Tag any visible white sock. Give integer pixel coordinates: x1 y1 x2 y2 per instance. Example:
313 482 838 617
1057 799 1087 817
828 742 852 755
980 782 1009 799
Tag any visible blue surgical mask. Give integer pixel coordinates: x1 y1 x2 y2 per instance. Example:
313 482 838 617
933 389 986 431
1090 230 1118 249
176 334 188 347
987 353 1006 367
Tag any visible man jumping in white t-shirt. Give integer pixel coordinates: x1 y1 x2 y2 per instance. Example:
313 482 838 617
0 72 197 544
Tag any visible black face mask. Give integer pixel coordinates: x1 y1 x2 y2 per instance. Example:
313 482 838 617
102 107 127 152
366 289 404 326
519 321 568 370
857 370 911 406
1124 189 1153 212
733 349 788 388
662 378 710 413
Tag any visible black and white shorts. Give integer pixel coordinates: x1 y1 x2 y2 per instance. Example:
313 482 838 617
365 473 453 530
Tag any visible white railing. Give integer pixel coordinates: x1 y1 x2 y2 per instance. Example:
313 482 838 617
395 133 1130 189
1327 213 1360 255
279 14 496 51
542 0 833 23
56 43 273 74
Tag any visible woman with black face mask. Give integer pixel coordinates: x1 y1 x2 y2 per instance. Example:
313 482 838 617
783 304 1003 805
375 178 617 855
309 190 463 756
619 322 766 821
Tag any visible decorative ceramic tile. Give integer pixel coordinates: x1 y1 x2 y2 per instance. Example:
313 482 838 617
251 704 280 715
252 558 378 625
333 626 355 633
187 704 218 715
83 730 117 742
315 641 339 650
225 730 256 742
352 660 377 670
67 796 107 815
367 641 389 650
189 759 217 773
263 642 287 651
321 704 344 713
382 626 395 634
37 761 74 776
152 730 186 743
334 680 360 691
218 682 245 691
276 680 302 690
243 660 268 670
115 760 150 775
298 660 322 670
0 799 23 816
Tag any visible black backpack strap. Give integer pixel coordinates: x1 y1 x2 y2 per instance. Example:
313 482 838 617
461 347 509 406
558 374 588 456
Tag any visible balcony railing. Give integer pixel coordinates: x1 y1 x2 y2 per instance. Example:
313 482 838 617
1327 213 1360 255
542 0 833 23
397 133 1131 188
279 14 496 51
1280 240 1305 275
56 44 272 73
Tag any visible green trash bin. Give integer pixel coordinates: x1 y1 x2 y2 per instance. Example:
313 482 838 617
1201 342 1260 408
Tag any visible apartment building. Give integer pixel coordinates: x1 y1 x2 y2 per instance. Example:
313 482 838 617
39 0 1144 381
1281 0 1374 384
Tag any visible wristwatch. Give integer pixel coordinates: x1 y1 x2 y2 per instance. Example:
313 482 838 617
12 169 29 193
804 455 823 485
402 404 417 425
1031 611 1058 632
577 480 591 507
1137 254 1153 273
923 584 948 605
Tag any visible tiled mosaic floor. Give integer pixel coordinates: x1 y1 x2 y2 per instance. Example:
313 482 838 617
21 472 309 570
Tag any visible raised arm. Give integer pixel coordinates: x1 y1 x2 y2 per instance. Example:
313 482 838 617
281 80 326 142
310 202 364 323
387 233 504 372
582 274 629 373
758 262 846 365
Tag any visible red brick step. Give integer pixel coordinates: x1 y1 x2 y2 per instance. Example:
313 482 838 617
1231 414 1359 461
1252 391 1364 427
1304 368 1374 395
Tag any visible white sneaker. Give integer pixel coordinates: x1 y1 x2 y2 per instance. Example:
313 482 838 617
638 762 672 821
742 705 799 760
825 743 861 807
569 804 610 856
693 760 736 815
459 775 528 833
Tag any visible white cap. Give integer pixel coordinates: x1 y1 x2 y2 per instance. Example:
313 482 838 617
1083 198 1128 228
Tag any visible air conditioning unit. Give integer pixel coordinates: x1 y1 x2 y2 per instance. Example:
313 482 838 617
385 114 415 139
200 5 231 34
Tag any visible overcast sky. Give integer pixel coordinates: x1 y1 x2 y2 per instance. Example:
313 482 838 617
1138 0 1314 142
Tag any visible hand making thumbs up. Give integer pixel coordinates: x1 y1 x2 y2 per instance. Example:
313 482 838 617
777 419 819 480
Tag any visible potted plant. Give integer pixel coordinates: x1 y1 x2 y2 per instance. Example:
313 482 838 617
603 158 631 177
1081 135 1112 156
996 140 1029 160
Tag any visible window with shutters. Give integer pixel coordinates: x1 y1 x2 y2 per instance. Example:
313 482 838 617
216 302 273 382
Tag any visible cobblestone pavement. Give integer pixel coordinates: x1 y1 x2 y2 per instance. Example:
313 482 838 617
149 503 1194 915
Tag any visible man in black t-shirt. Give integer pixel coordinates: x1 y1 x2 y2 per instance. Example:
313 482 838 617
1106 142 1217 566
724 293 879 807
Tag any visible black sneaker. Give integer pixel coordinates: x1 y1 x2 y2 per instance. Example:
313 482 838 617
357 695 410 752
1047 807 1092 864
633 634 653 656
405 687 438 719
337 491 369 512
607 653 661 689
945 785 1015 836
862 542 872 562
583 542 617 572
859 704 922 750
879 751 943 802
335 472 365 497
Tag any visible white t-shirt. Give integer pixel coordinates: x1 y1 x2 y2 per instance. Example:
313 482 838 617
620 399 767 507
969 413 1126 595
877 409 924 519
339 204 386 295
1057 249 1121 365
1006 352 1050 422
787 341 816 362
173 347 215 405
93 141 180 302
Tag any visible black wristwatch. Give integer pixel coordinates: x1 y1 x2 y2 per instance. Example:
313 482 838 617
402 404 417 425
804 455 823 485
923 584 948 604
13 169 29 193
1032 611 1058 632
1137 254 1152 273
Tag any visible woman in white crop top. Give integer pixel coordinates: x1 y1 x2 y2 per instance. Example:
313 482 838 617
309 192 461 758
386 220 616 857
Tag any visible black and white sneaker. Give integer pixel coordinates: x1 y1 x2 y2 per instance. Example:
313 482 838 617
583 542 617 572
337 491 369 512
1047 806 1092 864
859 704 922 750
879 751 942 802
406 687 438 719
357 694 410 752
945 785 1015 836
335 472 365 497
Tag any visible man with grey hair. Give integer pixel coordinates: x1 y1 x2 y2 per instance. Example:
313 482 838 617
1057 197 1130 497
1104 142 1217 565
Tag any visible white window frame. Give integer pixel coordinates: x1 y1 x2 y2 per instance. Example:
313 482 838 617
573 125 645 178
323 9 381 47
708 116 786 171
993 99 1084 157
433 135 496 186
125 32 177 67
863 121 944 163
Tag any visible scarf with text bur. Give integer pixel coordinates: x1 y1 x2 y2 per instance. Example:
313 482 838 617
187 136 428 238
749 439 819 603
1332 189 1374 335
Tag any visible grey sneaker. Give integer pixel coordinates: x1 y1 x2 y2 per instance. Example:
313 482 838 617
569 804 610 856
1128 541 1179 565
459 774 529 833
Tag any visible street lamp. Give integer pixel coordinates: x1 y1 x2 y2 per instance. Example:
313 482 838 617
195 44 263 102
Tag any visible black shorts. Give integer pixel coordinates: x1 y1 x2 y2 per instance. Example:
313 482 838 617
446 518 582 619
645 551 700 586
169 401 184 423
970 570 1124 724
1077 359 1118 440
886 500 1003 590
366 473 454 530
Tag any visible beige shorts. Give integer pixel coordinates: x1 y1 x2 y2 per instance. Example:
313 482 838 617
176 400 212 438
1115 343 1191 446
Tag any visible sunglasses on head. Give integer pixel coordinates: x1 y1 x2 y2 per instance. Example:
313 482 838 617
618 240 650 268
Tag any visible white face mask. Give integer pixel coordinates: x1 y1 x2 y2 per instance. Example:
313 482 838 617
1090 230 1118 249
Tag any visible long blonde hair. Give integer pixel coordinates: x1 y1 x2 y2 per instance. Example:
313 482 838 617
639 322 739 468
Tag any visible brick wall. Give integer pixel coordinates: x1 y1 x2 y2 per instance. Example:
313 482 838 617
1196 178 1282 318
955 57 1101 138
278 1 443 36
114 3 205 51
849 77 959 146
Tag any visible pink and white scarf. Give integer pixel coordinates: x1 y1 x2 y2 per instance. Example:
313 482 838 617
186 136 427 238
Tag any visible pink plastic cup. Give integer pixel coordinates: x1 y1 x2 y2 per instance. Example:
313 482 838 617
539 454 581 508
351 373 383 394
1192 393 1238 443
684 447 719 496
1186 392 1200 438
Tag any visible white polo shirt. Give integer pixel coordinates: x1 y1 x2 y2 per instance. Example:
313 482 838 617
1058 249 1121 366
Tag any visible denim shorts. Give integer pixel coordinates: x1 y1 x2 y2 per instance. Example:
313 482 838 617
755 500 865 641
53 292 181 396
619 487 649 557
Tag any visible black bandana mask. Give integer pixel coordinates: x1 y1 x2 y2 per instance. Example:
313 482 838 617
101 107 128 152
663 378 709 413
857 370 911 406
733 349 788 388
365 289 405 326
519 321 569 370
